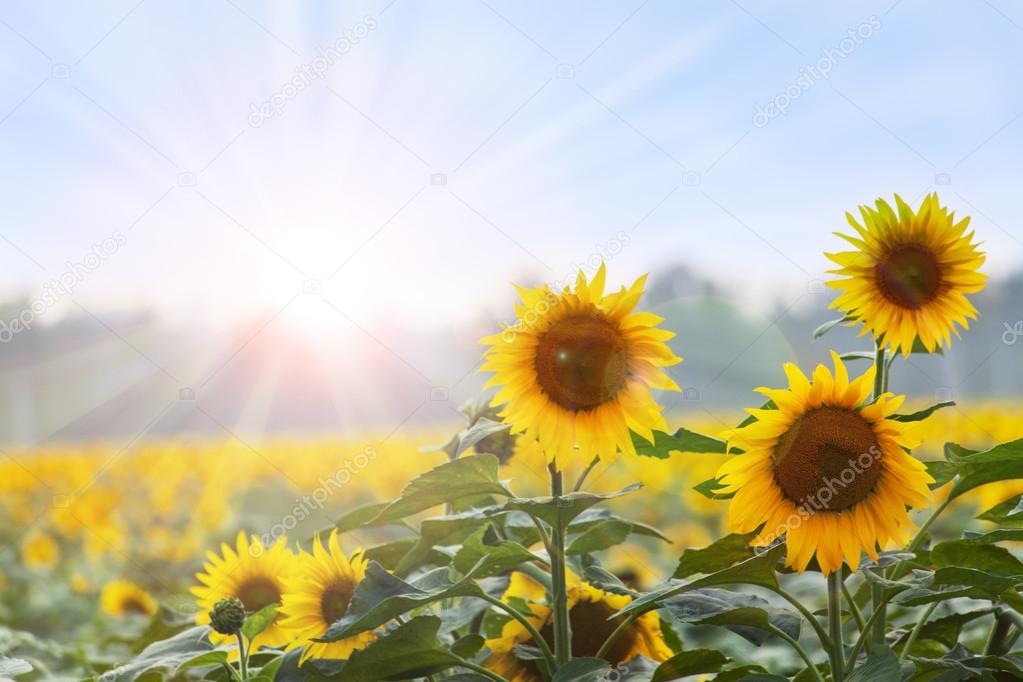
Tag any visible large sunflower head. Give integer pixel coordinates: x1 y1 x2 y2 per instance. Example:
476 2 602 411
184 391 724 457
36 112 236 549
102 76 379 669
716 353 933 575
826 193 986 356
192 532 297 652
481 264 681 469
484 572 673 681
278 530 375 663
100 580 157 618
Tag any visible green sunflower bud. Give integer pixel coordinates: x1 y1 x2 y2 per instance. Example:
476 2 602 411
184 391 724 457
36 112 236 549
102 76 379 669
209 597 246 635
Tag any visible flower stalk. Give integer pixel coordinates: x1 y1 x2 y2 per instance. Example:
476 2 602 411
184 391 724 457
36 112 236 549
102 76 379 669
548 462 572 668
827 572 845 682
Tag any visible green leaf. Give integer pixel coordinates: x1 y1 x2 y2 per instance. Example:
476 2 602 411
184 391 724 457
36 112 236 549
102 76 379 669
499 483 642 527
632 427 731 459
890 401 955 422
177 650 229 671
895 610 993 654
652 649 730 681
846 647 900 682
450 634 485 659
923 460 959 490
363 538 448 569
454 417 512 458
910 337 943 355
692 477 733 500
395 508 499 576
944 439 1023 499
372 455 512 524
570 509 671 543
329 616 462 681
552 658 613 681
977 495 1023 525
661 588 800 646
567 518 632 554
813 315 855 340
320 563 482 642
932 538 1023 576
451 525 542 578
615 545 784 620
335 502 392 532
0 658 33 678
102 626 215 682
241 604 278 641
712 665 773 681
838 351 876 362
674 532 758 579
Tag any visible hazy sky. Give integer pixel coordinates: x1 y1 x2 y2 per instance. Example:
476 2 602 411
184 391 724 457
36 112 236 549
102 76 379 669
2 0 1022 330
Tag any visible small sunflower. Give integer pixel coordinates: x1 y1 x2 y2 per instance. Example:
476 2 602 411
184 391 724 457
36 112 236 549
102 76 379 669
278 530 375 663
481 264 681 469
20 531 59 570
716 353 933 575
826 193 986 356
485 572 673 681
100 580 157 617
192 532 297 652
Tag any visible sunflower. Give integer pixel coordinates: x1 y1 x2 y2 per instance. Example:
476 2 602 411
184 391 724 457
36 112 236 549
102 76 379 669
484 572 673 681
826 193 986 356
716 353 933 575
20 531 59 570
100 580 157 617
192 532 297 652
481 264 681 470
278 530 375 663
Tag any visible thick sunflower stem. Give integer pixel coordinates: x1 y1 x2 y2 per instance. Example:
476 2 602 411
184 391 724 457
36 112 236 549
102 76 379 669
870 342 888 649
235 633 249 682
549 463 572 668
827 572 846 682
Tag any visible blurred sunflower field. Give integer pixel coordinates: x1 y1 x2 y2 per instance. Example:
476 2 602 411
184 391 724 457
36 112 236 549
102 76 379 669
4 194 1023 682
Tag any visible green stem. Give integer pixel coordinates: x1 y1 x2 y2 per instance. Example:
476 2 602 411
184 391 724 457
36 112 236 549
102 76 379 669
453 657 513 682
595 612 640 661
480 593 556 670
549 463 572 667
235 633 248 682
841 580 867 637
766 623 825 682
845 590 894 675
985 610 1013 656
888 497 953 581
573 456 600 492
870 341 888 649
827 572 845 682
770 586 833 650
899 602 938 660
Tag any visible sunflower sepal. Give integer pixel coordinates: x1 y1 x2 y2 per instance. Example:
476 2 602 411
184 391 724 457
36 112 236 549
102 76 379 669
630 427 730 459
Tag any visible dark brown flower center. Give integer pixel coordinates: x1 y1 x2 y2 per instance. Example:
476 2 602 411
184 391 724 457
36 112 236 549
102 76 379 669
121 598 150 615
236 576 281 612
320 579 355 625
534 315 627 411
526 598 634 667
772 407 883 511
875 243 942 310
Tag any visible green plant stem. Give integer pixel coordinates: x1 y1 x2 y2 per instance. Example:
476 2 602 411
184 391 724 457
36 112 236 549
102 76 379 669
549 463 572 667
518 559 554 591
888 497 953 581
845 590 894 675
841 580 867 637
595 611 640 661
899 602 938 660
769 586 833 649
573 456 600 492
985 610 1014 656
766 623 825 682
827 572 845 682
454 657 513 682
235 633 248 682
480 593 556 670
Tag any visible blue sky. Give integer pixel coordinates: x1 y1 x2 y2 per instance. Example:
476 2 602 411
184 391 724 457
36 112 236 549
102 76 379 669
2 0 1022 328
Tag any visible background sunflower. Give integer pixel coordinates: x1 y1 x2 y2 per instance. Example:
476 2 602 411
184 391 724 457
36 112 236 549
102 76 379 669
278 530 375 663
192 532 297 653
826 193 986 356
99 580 156 618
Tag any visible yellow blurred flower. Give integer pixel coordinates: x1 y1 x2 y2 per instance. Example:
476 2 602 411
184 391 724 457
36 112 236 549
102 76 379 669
100 580 157 617
21 531 59 570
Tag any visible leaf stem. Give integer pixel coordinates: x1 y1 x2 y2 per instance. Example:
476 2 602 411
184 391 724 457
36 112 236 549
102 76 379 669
841 580 867 637
845 589 894 675
573 456 600 492
595 612 640 662
827 572 845 682
479 593 556 670
898 602 938 660
235 633 248 682
453 657 513 682
769 586 833 649
766 623 825 682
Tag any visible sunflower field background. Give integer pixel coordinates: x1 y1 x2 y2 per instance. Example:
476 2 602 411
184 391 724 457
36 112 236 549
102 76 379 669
4 2 1023 681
